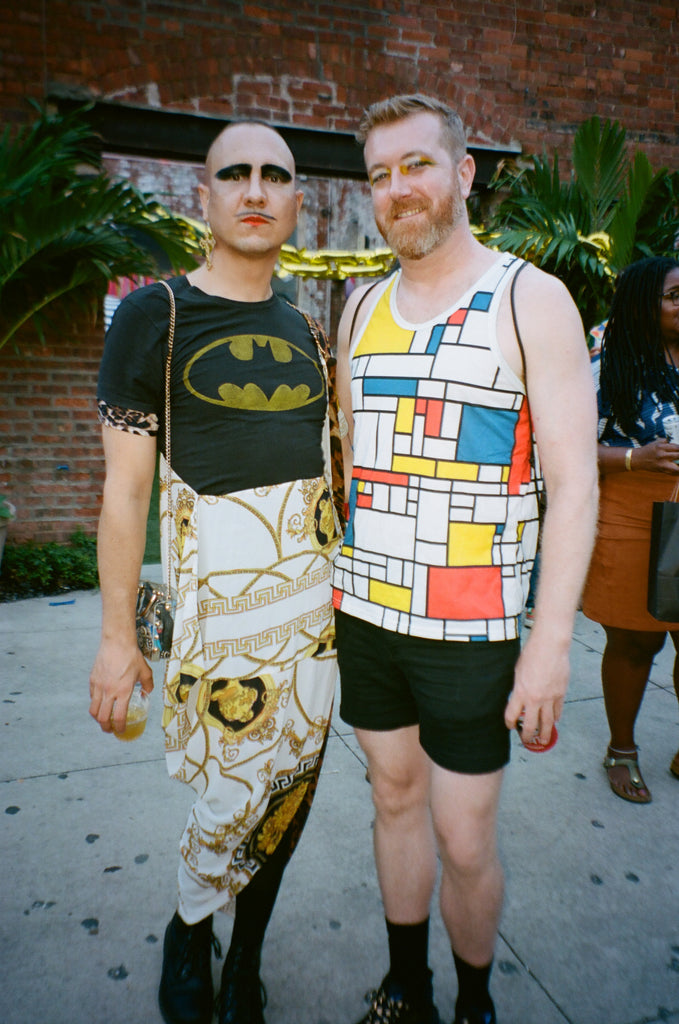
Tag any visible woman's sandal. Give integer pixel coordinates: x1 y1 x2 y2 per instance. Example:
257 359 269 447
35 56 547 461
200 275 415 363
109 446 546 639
670 750 679 780
603 749 652 804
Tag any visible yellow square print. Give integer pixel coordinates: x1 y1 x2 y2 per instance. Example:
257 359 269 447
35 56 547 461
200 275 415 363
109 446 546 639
369 579 412 613
395 397 415 434
448 522 496 566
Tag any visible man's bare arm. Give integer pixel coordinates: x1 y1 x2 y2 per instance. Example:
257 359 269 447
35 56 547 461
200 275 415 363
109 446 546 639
336 284 372 484
89 426 157 733
503 266 599 743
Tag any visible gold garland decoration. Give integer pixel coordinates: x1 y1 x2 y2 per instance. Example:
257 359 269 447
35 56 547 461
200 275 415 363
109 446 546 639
188 218 395 282
275 243 395 280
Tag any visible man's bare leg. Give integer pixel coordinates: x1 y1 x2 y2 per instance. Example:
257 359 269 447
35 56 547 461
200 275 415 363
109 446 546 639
356 725 437 920
431 763 504 1022
354 725 439 1021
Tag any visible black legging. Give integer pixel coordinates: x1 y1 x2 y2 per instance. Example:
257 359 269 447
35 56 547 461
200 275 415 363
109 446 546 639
227 734 328 958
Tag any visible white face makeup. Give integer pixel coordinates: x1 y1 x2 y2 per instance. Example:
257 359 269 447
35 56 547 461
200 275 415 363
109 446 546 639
199 124 303 259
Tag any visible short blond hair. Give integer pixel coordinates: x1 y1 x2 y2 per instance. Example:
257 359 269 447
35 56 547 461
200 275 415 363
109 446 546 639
356 94 467 161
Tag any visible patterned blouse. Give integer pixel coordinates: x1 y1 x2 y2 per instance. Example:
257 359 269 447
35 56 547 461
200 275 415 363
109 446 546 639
589 327 679 448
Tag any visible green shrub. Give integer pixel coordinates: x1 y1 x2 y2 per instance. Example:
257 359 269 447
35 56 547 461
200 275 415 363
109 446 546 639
0 530 98 601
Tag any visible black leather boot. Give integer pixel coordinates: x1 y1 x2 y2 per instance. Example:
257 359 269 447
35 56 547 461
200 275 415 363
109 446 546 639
453 999 496 1024
158 912 216 1024
217 942 267 1024
355 972 440 1024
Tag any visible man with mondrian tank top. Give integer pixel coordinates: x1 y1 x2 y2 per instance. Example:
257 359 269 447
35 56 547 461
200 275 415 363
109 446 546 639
333 94 598 1024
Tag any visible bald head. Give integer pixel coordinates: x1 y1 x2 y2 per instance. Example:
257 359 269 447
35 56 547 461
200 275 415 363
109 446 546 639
196 120 304 270
204 122 296 184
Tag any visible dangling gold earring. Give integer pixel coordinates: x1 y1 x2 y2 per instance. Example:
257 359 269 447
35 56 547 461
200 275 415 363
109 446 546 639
200 224 215 270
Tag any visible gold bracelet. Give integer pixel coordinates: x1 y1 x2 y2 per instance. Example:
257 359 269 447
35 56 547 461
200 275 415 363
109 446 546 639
625 447 634 471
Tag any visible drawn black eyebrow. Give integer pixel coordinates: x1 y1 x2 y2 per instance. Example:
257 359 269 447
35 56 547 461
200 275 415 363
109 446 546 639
215 163 292 182
215 163 251 180
262 164 292 182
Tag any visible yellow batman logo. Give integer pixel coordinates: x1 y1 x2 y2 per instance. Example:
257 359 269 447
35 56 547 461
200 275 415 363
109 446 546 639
183 334 324 410
229 335 293 362
217 381 312 409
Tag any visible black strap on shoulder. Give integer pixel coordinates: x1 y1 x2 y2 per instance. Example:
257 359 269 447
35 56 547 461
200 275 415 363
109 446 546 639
348 277 387 344
509 258 542 480
509 258 530 382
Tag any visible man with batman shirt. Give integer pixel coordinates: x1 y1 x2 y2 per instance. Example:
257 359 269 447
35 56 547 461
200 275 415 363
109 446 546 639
89 122 345 1024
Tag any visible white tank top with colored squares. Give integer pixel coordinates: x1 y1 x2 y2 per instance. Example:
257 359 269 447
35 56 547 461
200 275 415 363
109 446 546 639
332 253 540 642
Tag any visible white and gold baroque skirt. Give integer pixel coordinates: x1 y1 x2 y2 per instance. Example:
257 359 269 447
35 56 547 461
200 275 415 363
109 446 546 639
159 466 339 918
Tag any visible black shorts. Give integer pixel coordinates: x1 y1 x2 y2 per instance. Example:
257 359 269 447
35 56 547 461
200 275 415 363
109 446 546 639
335 609 519 775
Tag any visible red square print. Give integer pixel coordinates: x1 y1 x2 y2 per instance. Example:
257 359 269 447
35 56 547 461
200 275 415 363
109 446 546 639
427 566 504 620
424 399 443 436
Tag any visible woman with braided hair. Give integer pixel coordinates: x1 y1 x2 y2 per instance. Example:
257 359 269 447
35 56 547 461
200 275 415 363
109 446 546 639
583 255 679 803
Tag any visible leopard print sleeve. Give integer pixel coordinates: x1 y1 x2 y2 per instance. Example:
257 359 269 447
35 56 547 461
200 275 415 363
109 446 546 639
291 309 347 533
97 400 159 436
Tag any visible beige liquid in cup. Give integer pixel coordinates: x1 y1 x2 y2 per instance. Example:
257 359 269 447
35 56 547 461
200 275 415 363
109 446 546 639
114 704 148 741
111 685 149 741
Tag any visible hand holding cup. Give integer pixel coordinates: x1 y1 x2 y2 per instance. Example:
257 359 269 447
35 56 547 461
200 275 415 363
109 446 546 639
111 682 149 741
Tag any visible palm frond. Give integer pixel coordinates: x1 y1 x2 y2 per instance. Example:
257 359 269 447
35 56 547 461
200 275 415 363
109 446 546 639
480 114 677 328
606 151 656 272
572 116 627 231
635 169 679 258
0 101 101 218
0 105 200 352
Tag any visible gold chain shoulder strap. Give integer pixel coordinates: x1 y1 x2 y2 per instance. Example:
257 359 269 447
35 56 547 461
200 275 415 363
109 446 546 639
289 302 329 359
158 280 176 587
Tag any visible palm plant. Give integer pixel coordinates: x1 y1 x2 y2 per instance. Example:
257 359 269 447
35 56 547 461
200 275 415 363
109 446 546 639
481 116 679 329
0 102 201 353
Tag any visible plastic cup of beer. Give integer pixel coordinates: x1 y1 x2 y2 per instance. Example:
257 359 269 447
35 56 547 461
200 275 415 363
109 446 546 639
112 683 150 741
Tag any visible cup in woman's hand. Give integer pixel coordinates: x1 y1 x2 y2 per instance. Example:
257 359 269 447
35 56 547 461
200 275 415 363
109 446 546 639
663 414 679 444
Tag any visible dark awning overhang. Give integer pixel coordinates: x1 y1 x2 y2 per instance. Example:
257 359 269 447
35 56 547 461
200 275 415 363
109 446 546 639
50 94 520 186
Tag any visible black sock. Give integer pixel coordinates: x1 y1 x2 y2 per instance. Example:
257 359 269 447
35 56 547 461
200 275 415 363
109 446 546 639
453 951 494 1012
386 917 431 995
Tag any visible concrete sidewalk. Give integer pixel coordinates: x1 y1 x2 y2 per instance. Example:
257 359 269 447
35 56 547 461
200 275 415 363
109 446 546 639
1 581 678 1024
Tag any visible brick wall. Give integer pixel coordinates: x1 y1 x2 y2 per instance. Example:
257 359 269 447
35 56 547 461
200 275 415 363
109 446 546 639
3 1 677 163
0 322 105 545
2 0 677 543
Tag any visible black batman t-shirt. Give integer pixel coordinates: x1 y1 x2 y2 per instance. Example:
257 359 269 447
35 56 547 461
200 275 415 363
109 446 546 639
97 277 326 495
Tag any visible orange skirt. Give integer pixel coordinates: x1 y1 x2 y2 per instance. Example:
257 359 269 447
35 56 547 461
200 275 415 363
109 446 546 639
582 469 679 631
